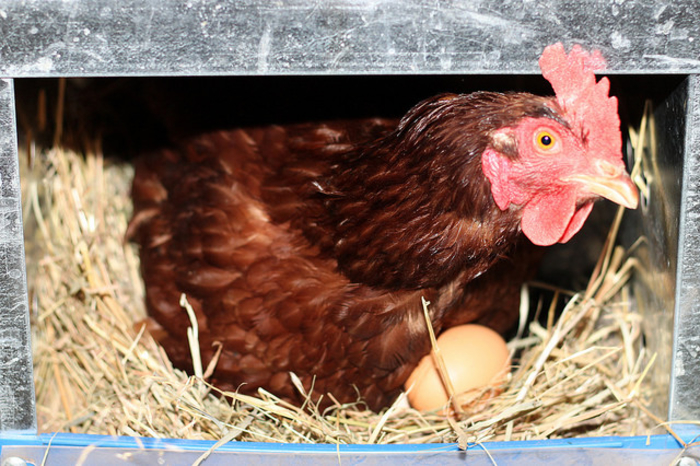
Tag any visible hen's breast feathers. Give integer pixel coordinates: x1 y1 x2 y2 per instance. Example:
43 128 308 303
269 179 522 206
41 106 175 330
129 92 549 410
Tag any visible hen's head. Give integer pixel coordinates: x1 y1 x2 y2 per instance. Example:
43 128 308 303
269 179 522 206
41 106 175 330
482 43 638 246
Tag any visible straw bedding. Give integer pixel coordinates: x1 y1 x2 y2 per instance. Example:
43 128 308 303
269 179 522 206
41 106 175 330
22 104 666 446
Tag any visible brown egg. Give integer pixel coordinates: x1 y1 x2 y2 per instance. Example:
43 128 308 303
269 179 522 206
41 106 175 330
404 324 510 412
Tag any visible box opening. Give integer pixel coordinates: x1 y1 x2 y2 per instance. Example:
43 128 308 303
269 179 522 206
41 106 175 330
11 73 688 441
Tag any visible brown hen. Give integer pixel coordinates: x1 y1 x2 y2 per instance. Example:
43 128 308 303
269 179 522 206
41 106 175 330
128 44 638 411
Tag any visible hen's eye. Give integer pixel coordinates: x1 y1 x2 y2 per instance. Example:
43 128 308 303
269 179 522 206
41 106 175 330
535 131 556 151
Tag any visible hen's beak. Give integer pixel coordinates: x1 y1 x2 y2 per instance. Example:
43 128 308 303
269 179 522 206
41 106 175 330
565 161 639 209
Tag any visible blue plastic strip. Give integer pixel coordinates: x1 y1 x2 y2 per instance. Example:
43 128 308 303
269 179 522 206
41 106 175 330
0 431 696 453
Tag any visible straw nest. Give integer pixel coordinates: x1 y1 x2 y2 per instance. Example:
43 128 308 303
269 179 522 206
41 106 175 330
23 104 666 447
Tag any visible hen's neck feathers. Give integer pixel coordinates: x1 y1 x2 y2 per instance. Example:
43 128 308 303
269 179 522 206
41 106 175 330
287 92 560 290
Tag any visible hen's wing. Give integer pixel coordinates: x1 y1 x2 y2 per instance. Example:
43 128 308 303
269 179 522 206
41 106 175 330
130 121 429 407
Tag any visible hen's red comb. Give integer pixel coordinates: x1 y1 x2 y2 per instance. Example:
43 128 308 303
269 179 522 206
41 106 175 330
539 43 621 162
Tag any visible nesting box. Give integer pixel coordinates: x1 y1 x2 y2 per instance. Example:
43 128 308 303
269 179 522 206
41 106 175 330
1 0 700 463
